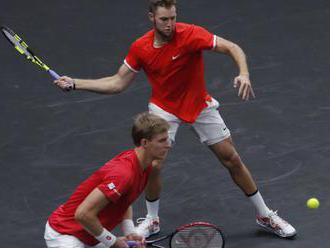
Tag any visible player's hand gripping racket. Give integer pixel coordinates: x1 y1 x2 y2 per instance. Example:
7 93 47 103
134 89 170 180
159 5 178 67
128 222 225 248
1 25 62 81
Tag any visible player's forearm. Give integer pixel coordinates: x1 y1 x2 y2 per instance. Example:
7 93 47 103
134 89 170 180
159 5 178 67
214 36 250 76
123 206 133 220
75 210 104 236
226 43 250 76
74 75 125 94
76 212 119 247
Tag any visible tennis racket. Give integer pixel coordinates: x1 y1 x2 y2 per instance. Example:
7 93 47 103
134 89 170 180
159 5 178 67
128 222 225 248
1 25 61 80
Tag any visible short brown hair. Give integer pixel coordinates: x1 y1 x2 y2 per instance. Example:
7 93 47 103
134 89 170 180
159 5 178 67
132 112 170 146
148 0 176 13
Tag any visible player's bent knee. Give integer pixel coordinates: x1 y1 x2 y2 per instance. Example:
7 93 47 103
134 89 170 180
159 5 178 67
223 152 243 170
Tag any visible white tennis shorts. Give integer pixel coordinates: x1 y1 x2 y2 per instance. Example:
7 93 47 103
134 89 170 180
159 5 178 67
44 222 106 248
148 98 231 146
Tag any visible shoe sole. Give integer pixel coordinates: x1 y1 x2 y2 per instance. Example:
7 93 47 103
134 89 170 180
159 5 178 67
256 221 297 238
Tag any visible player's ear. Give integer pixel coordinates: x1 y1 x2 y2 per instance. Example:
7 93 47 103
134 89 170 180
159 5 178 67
140 138 148 148
148 11 154 22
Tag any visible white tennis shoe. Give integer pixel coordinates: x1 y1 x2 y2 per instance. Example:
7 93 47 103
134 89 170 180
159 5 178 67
256 210 297 238
135 215 160 238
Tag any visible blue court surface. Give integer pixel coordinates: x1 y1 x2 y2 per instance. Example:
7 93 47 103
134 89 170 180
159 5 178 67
1 0 330 247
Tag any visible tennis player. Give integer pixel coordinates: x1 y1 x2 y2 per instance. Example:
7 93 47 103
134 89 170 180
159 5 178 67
44 112 170 248
54 0 296 239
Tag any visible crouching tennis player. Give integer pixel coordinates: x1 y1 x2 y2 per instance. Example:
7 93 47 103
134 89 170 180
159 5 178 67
44 112 170 248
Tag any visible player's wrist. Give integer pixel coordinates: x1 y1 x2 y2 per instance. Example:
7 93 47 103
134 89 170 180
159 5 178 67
121 219 136 236
71 79 76 90
239 73 249 77
95 228 117 247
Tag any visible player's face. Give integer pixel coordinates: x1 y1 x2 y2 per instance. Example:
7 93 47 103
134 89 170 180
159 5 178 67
149 5 177 40
146 131 171 160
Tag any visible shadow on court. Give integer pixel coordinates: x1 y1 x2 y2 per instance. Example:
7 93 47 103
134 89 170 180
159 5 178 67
1 0 330 247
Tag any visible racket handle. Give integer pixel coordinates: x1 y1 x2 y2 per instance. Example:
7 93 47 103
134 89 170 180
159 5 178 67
127 240 137 247
48 69 60 80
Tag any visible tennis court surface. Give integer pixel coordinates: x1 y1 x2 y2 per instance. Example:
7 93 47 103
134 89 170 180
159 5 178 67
1 0 330 247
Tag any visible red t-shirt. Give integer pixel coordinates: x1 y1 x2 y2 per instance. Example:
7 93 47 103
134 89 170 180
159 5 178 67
124 22 216 123
48 149 152 246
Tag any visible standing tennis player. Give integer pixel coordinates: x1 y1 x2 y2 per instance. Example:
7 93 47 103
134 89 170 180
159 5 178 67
44 112 170 248
54 0 296 239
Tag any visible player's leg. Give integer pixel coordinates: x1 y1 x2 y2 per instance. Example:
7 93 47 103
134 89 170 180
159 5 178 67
210 138 296 237
135 103 180 238
209 137 258 194
192 98 296 238
192 99 257 195
44 222 85 248
145 160 163 215
135 161 162 238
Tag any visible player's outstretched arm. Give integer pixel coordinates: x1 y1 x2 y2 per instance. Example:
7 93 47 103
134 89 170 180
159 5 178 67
214 36 255 100
54 63 136 94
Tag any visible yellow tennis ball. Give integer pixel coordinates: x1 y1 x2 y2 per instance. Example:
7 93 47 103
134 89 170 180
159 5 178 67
307 198 320 209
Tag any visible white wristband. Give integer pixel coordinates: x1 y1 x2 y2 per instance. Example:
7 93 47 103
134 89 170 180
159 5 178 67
95 228 117 247
121 219 136 236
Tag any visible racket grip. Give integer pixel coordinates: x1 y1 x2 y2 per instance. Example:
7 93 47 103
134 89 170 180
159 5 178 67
48 69 60 80
127 240 137 247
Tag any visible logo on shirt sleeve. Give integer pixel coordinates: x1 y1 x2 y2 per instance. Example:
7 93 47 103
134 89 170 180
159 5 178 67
108 182 116 190
107 182 121 197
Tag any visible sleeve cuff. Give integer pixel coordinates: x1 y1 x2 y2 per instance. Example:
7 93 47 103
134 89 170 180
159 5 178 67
124 59 139 73
212 35 217 50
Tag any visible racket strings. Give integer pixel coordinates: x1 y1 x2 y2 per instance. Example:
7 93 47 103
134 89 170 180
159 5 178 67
2 28 48 70
171 226 223 248
3 30 30 55
1 26 56 77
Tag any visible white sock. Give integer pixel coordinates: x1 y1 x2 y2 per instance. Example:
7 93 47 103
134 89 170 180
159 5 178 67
248 190 271 217
146 199 159 218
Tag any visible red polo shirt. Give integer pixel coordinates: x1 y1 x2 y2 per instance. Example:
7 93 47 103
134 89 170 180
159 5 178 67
48 149 152 246
125 22 216 123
